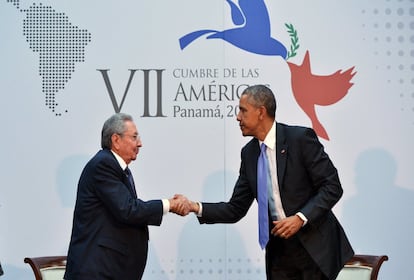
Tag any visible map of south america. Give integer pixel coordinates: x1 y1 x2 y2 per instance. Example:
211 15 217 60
7 0 91 116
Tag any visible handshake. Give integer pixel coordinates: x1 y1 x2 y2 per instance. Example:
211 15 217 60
168 194 200 216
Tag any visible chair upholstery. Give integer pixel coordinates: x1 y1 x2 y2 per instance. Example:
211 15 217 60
336 254 388 280
24 256 66 280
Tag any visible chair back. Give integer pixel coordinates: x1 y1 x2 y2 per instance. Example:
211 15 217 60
336 254 388 280
24 256 66 280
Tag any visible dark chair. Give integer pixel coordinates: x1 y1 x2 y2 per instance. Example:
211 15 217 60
24 256 66 280
336 254 389 280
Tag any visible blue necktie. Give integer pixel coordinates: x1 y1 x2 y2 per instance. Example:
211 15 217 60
257 143 269 249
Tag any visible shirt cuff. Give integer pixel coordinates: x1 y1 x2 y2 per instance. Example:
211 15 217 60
195 201 202 217
296 212 308 226
162 199 170 215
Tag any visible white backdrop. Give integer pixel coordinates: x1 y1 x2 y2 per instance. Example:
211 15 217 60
1 0 413 279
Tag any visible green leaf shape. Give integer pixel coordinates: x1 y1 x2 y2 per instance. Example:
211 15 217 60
285 23 300 60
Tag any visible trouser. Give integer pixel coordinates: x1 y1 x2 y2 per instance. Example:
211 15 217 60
265 236 328 280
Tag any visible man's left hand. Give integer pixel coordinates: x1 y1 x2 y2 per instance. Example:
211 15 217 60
271 215 304 239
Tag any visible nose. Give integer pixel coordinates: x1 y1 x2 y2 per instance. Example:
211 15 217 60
236 111 241 122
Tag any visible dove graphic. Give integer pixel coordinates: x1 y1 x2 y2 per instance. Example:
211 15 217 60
287 50 356 140
179 0 287 58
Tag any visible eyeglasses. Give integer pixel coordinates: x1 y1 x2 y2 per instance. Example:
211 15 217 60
119 133 141 142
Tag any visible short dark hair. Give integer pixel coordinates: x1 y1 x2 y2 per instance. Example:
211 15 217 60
241 85 276 118
101 113 133 149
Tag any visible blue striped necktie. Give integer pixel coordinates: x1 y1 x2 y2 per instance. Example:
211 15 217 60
257 143 269 249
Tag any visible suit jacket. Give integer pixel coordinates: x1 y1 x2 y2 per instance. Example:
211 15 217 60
198 123 354 279
64 149 163 280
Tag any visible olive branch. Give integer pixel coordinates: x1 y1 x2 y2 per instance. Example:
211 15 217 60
285 23 300 59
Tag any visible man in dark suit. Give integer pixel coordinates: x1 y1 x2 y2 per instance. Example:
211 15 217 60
189 85 354 279
64 113 189 280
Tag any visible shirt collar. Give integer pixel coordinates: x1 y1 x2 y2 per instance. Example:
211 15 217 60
259 121 276 151
111 150 128 170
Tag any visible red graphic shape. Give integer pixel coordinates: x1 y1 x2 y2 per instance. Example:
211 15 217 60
287 50 356 140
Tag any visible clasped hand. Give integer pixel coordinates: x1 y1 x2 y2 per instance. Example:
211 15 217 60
168 194 199 216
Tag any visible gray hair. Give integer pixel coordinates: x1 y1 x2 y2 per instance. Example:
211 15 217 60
101 113 134 149
241 85 276 118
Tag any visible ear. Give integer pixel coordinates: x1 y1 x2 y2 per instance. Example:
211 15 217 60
111 134 121 150
258 105 267 120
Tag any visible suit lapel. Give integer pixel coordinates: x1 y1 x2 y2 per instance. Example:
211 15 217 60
276 123 288 188
106 149 138 198
245 138 260 198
